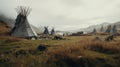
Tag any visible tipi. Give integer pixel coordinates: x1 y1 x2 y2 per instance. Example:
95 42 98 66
51 28 55 35
43 26 49 34
11 6 38 39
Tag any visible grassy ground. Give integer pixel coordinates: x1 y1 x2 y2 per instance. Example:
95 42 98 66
0 35 120 67
0 20 119 67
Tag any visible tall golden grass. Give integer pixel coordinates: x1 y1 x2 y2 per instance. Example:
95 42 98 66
0 36 21 43
46 39 120 67
0 35 119 67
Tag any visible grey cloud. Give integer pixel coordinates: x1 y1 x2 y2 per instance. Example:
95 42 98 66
0 0 120 31
60 0 82 6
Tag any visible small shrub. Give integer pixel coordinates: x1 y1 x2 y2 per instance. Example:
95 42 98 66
37 44 47 51
14 49 28 57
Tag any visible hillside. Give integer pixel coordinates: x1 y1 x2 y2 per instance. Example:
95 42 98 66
113 22 120 30
75 22 110 33
0 14 15 27
74 21 120 33
0 20 11 35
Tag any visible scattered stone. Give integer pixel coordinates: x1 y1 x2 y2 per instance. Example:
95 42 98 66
105 35 114 41
54 36 63 40
78 56 82 59
94 36 101 41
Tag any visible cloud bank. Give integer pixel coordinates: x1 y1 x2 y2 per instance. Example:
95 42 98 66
0 0 120 31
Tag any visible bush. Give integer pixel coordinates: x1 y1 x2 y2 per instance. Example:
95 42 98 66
85 41 120 54
37 44 47 51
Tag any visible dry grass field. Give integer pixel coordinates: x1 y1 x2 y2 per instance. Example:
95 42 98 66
0 21 120 67
0 35 120 67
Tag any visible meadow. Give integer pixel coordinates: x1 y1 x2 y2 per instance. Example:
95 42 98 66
0 35 120 67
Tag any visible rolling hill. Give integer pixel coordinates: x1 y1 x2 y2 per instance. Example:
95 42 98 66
76 22 110 33
74 21 120 33
0 20 11 35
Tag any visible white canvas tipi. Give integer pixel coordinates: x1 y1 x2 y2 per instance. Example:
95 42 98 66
11 6 38 39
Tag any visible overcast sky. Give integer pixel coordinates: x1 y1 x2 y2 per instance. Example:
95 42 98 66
0 0 120 31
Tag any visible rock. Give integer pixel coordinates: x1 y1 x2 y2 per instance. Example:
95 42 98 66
54 36 63 40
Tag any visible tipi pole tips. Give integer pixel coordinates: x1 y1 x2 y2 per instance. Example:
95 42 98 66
15 6 32 16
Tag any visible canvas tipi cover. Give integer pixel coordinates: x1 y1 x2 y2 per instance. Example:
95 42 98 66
11 6 38 38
